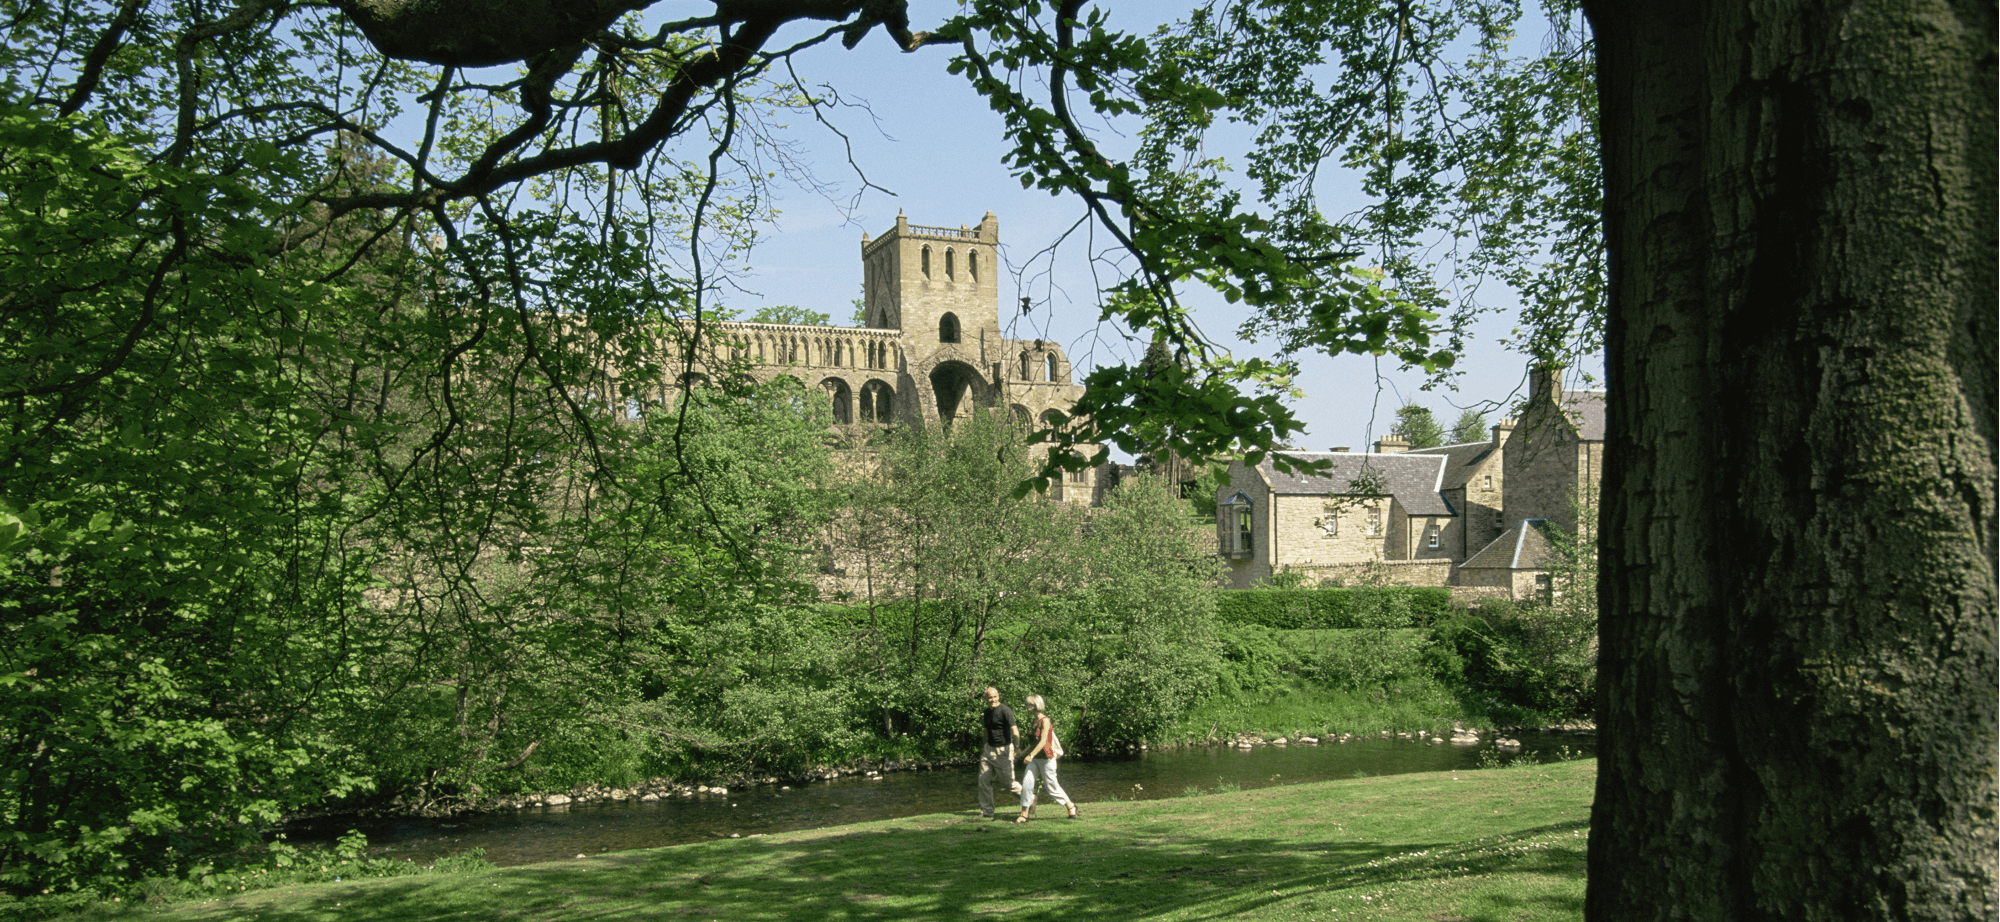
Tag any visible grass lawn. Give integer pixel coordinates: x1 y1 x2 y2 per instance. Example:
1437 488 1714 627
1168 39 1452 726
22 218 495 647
79 760 1594 922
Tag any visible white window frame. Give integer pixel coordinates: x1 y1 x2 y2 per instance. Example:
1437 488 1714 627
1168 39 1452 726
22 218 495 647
1425 521 1440 548
1367 505 1382 537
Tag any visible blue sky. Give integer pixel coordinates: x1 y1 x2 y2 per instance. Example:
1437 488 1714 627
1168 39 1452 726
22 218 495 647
705 3 1602 456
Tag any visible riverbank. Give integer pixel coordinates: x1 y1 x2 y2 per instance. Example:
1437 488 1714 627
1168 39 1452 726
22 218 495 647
289 678 1592 826
62 759 1597 922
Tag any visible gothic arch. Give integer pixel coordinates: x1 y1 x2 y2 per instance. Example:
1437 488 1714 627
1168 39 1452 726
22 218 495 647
929 360 987 423
921 245 931 278
1046 353 1059 383
859 380 895 423
968 249 979 281
945 247 955 280
820 377 853 424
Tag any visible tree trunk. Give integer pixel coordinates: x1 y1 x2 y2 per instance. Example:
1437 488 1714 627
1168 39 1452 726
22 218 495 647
1582 2 1995 919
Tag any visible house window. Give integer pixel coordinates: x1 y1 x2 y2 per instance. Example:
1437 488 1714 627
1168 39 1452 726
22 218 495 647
1221 492 1254 556
1425 521 1440 548
1367 506 1382 536
1318 507 1338 538
1483 474 1493 491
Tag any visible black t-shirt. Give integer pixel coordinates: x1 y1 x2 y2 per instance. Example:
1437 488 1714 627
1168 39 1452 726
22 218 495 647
983 704 1017 748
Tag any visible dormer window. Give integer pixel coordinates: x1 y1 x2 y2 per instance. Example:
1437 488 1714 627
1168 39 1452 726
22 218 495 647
1221 491 1254 557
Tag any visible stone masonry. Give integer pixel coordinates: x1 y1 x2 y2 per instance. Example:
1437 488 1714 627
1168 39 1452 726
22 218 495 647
633 212 1102 502
1216 364 1605 598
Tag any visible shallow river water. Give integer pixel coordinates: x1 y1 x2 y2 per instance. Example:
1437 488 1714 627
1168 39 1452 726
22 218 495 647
313 732 1593 868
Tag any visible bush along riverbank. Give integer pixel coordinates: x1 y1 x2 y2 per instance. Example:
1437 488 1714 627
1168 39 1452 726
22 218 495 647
309 598 1594 823
32 758 1599 922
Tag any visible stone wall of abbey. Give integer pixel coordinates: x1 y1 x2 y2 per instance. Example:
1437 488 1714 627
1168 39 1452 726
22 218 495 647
645 211 1101 501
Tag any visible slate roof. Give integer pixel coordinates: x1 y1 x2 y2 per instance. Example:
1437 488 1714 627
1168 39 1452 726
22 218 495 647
1559 390 1607 441
1460 519 1556 570
1404 440 1496 490
1258 452 1455 517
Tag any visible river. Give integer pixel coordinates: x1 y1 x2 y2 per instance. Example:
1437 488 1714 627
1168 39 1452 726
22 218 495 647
307 731 1593 868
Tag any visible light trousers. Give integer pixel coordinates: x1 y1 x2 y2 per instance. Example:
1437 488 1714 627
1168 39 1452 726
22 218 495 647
1019 757 1072 811
978 743 1018 815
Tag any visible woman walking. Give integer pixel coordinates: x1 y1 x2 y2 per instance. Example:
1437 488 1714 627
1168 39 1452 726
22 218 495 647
1014 694 1078 823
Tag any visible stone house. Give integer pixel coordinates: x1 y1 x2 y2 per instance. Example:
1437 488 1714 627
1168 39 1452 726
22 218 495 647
1500 366 1605 542
1216 449 1461 590
1213 364 1605 598
1405 422 1514 558
1453 518 1558 600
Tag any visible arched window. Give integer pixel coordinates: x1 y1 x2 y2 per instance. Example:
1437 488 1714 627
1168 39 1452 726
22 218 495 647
1045 354 1059 382
945 248 955 279
921 246 931 278
875 383 895 421
1019 352 1032 381
939 312 960 344
823 378 853 425
1221 492 1254 556
859 380 895 423
969 250 979 281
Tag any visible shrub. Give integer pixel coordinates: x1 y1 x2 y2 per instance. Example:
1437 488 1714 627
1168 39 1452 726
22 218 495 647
1215 586 1451 630
1423 603 1595 720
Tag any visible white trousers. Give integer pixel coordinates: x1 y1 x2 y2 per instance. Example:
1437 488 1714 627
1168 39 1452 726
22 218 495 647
1019 757 1072 810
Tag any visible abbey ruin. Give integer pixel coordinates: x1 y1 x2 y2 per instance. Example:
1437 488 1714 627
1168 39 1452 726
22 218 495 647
655 211 1101 500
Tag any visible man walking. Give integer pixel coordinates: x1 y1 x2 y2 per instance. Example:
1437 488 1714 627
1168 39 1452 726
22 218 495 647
977 687 1019 819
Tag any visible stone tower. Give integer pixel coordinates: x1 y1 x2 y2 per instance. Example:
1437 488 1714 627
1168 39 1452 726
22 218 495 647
860 211 1001 342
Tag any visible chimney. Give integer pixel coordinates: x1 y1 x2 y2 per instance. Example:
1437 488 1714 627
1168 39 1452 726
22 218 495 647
1491 418 1515 450
1374 436 1409 454
1530 363 1564 404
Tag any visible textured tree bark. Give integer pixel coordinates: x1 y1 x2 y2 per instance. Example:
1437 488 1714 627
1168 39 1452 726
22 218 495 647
1582 1 1996 919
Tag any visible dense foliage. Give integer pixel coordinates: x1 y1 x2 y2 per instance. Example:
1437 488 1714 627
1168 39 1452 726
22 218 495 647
1422 523 1597 720
831 414 1223 749
1214 587 1452 630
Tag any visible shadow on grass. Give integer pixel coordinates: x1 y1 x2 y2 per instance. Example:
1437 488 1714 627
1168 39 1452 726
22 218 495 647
154 811 1588 922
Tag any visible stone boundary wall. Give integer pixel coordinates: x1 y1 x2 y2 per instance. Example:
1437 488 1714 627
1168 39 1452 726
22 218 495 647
1285 558 1453 588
